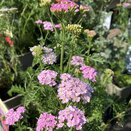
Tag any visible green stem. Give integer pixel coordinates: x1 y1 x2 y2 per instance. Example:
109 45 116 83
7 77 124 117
68 53 72 72
22 6 35 37
69 127 73 131
67 36 76 72
44 31 49 43
60 26 65 73
38 25 43 39
60 41 64 73
85 37 92 55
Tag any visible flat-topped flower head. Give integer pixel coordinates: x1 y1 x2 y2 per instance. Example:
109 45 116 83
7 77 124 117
66 24 83 35
58 73 93 103
38 70 58 87
42 52 57 65
50 0 78 13
57 106 87 130
5 106 25 125
36 112 57 131
42 47 57 65
84 29 96 38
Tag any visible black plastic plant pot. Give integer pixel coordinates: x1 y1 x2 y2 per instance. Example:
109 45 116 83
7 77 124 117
19 52 33 71
106 83 131 100
0 95 23 131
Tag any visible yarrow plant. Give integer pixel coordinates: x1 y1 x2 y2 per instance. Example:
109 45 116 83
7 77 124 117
4 0 105 130
5 106 25 126
58 73 93 103
57 106 87 130
36 112 57 131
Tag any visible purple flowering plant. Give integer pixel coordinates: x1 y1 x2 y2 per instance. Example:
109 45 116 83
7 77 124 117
1 0 131 130
5 0 108 130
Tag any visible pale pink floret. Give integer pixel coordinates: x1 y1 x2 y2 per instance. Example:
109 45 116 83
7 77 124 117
70 56 84 66
80 65 97 82
43 21 54 31
123 2 131 7
38 70 58 87
55 24 61 29
42 52 57 65
42 47 57 65
35 20 43 24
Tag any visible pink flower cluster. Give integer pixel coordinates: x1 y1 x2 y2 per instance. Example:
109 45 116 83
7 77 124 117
58 73 93 103
43 21 54 31
70 56 84 66
80 65 97 82
35 20 61 31
38 70 58 87
42 47 57 65
123 2 131 8
36 112 57 131
57 106 87 130
50 0 78 13
5 106 25 125
71 55 97 82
